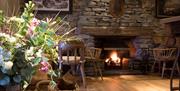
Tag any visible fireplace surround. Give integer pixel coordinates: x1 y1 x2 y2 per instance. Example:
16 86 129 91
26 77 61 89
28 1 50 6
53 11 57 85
80 26 154 71
94 36 135 57
93 36 135 69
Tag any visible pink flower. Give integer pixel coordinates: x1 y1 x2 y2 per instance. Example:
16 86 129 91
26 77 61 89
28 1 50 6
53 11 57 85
39 66 49 73
27 27 34 36
40 61 49 66
39 61 49 73
30 18 40 27
27 18 40 37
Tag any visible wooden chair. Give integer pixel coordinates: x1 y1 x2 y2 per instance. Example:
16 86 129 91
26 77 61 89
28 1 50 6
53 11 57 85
58 41 86 88
85 47 103 80
151 48 180 78
170 48 180 91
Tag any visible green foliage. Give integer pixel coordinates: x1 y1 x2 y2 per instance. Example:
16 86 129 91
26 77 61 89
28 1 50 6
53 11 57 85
0 1 81 90
0 10 4 27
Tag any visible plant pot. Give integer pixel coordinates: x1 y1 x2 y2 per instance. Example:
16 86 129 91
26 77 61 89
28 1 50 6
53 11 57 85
0 84 21 91
57 78 76 90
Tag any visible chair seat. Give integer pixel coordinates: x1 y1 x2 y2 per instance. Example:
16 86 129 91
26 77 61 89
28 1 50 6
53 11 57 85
62 56 81 64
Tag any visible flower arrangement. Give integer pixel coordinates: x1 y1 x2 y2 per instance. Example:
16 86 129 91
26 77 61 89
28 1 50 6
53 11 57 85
0 1 79 90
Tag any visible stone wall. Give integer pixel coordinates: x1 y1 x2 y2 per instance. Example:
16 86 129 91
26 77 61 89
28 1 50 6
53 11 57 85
71 0 170 47
21 0 172 47
75 0 164 34
78 0 151 27
14 0 178 47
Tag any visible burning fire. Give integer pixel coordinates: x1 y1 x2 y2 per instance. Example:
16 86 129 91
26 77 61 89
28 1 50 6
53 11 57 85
105 51 121 64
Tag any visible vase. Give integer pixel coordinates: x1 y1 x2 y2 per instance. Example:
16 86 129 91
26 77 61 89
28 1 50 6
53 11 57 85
0 84 21 91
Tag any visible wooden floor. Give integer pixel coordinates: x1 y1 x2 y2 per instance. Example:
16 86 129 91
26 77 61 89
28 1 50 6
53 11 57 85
26 74 179 91
77 75 179 91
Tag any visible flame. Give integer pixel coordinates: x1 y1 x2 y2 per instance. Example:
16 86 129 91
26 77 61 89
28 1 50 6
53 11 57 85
110 51 119 61
105 59 109 63
105 51 121 63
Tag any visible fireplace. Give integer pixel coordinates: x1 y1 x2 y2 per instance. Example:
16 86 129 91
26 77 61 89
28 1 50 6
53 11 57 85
94 36 135 69
104 50 129 69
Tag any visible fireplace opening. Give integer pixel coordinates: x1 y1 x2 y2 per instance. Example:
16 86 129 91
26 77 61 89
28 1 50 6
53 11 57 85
105 51 121 67
104 50 130 69
94 36 135 70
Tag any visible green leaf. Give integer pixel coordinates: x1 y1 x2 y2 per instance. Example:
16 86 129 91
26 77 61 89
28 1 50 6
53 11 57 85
38 27 46 32
49 80 57 89
35 36 45 46
42 56 49 61
32 57 41 66
48 70 57 77
46 38 54 47
23 81 29 89
29 37 38 46
18 26 27 36
20 65 33 81
0 10 4 26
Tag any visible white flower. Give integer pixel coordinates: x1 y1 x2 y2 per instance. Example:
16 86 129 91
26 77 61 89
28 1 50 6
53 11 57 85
15 43 22 48
25 47 35 61
36 49 42 57
8 16 25 23
0 33 16 43
9 36 16 43
27 56 35 61
3 61 13 70
0 33 7 37
26 47 34 56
